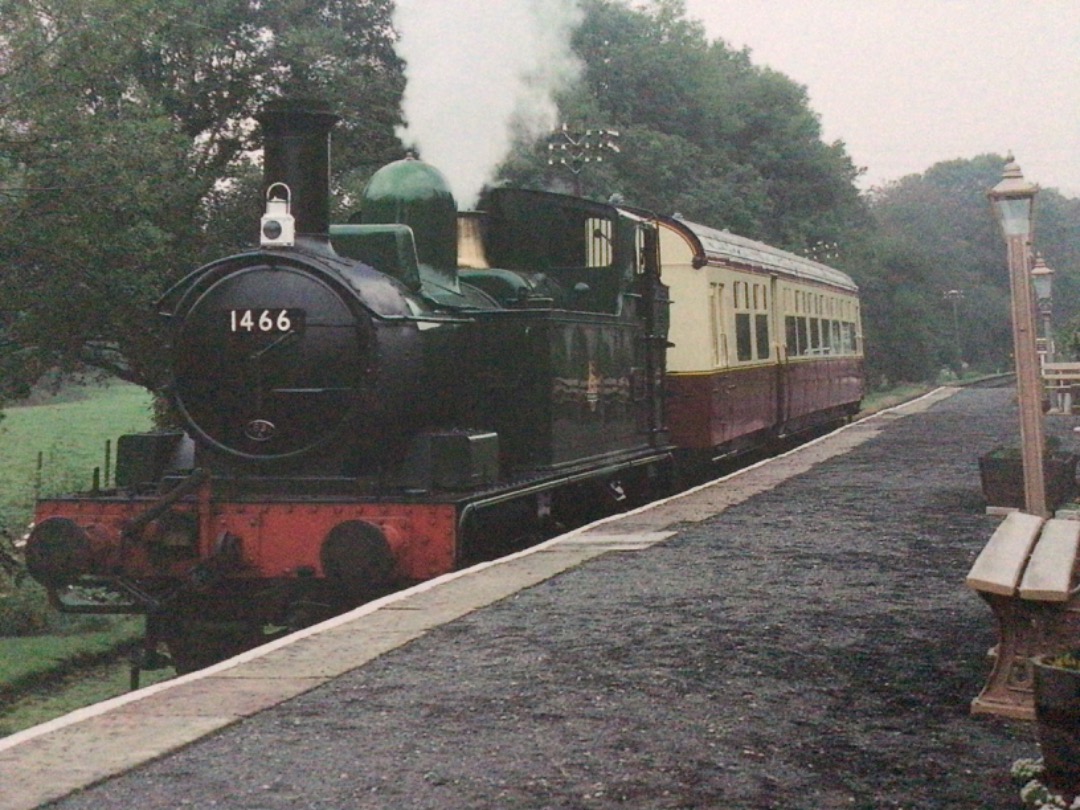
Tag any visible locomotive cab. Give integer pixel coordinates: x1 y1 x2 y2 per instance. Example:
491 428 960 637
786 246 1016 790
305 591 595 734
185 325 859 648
461 187 643 316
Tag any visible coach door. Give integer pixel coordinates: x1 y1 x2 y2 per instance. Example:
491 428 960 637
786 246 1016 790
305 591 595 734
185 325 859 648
773 274 788 428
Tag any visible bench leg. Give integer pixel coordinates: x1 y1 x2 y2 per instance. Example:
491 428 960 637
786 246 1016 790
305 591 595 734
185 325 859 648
971 594 1039 719
1050 387 1073 414
972 594 1080 720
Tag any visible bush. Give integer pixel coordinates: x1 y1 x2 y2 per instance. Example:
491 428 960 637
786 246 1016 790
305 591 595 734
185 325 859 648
0 578 51 636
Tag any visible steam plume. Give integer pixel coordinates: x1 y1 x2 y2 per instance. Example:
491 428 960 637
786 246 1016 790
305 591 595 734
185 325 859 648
393 0 583 208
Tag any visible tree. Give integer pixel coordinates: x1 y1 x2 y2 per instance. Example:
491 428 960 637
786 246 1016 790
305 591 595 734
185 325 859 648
0 0 404 402
498 0 868 254
856 155 1080 382
1032 190 1080 358
840 231 956 385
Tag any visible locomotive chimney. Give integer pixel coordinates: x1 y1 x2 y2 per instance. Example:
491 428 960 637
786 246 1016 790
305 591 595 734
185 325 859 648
256 99 339 245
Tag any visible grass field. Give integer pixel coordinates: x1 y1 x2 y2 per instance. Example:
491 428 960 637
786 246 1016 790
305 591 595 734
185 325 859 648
0 651 173 737
0 382 159 734
0 381 155 532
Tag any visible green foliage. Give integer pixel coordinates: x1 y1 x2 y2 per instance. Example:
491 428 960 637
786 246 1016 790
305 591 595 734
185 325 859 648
0 0 404 397
1037 192 1080 356
0 617 142 682
983 435 1066 461
0 614 154 739
0 624 176 737
0 577 117 637
499 0 868 253
858 155 1080 384
835 230 949 384
0 382 166 734
858 383 935 415
1 0 1077 400
0 581 50 637
0 380 157 734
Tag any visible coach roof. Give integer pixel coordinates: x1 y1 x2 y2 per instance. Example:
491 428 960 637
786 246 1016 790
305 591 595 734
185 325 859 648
635 209 858 293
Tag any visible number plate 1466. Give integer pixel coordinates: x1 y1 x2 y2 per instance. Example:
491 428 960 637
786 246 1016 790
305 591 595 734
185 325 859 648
229 309 303 334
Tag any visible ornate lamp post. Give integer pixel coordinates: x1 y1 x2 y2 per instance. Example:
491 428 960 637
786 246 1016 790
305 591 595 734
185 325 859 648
1031 253 1055 362
988 156 1045 516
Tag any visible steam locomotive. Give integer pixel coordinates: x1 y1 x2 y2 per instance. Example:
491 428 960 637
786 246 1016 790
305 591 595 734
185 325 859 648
24 101 863 673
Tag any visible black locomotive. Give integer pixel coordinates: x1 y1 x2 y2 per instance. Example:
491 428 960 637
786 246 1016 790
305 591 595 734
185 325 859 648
26 100 674 671
26 98 865 674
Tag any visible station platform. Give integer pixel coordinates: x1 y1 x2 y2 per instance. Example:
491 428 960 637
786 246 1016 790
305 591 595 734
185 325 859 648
1 384 1065 809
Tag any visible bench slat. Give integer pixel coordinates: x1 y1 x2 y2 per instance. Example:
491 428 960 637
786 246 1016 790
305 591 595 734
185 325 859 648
1019 518 1080 601
966 511 1045 595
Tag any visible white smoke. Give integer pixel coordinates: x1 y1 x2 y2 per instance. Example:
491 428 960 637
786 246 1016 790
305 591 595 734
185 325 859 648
393 0 584 208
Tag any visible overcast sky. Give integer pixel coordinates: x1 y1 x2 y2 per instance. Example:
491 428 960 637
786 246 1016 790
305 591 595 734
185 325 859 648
680 0 1080 196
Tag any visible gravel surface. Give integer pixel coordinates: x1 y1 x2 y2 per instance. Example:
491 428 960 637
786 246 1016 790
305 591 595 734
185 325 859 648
47 385 1072 809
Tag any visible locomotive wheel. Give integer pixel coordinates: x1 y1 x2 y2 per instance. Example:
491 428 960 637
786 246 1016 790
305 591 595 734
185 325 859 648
161 620 266 674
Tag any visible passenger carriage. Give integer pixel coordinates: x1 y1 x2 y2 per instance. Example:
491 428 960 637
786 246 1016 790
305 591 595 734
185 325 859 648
648 213 864 462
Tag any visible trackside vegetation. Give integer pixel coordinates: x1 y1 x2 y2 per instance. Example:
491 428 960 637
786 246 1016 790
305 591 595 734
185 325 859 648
0 382 153 633
0 382 157 734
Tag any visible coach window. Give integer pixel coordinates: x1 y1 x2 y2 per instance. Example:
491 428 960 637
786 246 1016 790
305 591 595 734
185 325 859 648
734 282 752 361
736 313 753 361
755 312 770 359
754 283 769 360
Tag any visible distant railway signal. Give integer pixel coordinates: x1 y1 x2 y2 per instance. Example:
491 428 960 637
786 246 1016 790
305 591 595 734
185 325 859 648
547 123 620 194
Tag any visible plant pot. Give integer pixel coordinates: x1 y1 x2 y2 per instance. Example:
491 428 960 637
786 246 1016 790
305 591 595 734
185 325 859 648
979 450 1078 510
1033 655 1080 794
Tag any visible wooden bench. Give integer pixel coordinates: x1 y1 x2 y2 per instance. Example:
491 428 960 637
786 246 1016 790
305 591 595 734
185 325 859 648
966 511 1080 719
1042 362 1080 414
